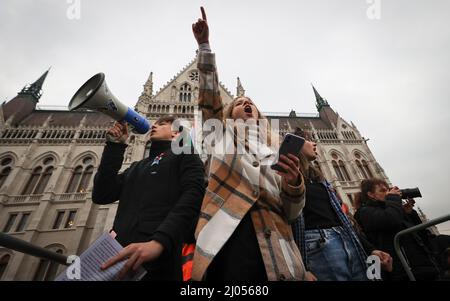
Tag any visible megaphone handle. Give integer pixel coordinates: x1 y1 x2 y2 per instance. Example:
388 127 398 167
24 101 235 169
128 123 139 134
116 119 139 135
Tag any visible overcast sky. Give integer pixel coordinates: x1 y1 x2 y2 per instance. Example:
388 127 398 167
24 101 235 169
1 0 449 233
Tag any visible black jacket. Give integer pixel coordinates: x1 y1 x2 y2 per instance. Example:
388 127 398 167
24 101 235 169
355 195 438 280
92 140 205 280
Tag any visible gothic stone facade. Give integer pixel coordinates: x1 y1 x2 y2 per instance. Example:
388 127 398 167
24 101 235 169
0 60 391 280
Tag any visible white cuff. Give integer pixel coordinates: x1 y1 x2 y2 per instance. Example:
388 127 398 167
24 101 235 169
199 42 211 53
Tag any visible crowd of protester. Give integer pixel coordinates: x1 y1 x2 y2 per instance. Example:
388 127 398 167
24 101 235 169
92 7 450 281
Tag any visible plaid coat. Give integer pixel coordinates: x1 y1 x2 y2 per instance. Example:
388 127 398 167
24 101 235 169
191 46 307 281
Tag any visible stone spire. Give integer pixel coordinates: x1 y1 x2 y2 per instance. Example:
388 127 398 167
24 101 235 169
236 77 246 97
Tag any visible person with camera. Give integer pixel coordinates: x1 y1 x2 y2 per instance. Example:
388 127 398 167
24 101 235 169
355 179 440 280
92 116 206 280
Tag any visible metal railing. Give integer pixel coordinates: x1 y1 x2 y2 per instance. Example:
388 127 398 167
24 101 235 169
394 213 450 281
0 232 69 266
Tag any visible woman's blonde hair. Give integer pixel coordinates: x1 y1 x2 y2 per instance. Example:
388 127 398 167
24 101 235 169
222 96 278 147
223 96 263 120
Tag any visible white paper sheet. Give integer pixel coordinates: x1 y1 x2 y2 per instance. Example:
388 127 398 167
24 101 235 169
55 233 146 281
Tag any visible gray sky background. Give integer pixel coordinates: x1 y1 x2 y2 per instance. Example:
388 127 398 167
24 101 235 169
1 0 449 233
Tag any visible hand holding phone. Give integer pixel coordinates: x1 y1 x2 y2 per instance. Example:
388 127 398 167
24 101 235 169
271 133 305 173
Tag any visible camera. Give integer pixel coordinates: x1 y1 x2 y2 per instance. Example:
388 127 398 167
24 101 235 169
400 187 422 199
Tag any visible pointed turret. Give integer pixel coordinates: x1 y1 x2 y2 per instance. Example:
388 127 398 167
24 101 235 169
2 68 50 125
236 77 246 97
311 83 329 111
18 67 50 102
311 84 338 127
143 71 153 97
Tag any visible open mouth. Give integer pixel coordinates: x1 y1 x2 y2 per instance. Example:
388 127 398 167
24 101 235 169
244 105 253 114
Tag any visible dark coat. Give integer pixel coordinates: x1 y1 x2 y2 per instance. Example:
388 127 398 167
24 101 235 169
92 140 205 280
355 195 438 280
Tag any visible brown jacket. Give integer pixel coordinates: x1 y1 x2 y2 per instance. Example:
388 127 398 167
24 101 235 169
191 46 307 281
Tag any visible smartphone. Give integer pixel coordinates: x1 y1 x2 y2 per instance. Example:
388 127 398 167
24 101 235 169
271 133 305 173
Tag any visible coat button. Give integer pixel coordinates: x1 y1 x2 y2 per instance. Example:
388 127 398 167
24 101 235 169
264 228 271 238
252 161 259 167
279 274 286 281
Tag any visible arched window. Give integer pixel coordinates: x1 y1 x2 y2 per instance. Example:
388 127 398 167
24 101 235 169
0 254 11 280
331 152 351 182
0 157 13 189
179 83 192 103
0 168 11 189
66 156 94 193
356 160 367 179
78 166 93 192
331 152 351 181
66 166 82 193
22 156 55 195
22 167 41 195
339 160 351 181
33 249 63 281
362 160 373 178
34 166 53 194
354 153 373 179
332 161 344 181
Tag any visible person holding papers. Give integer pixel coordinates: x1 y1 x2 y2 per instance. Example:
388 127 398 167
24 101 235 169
92 116 205 280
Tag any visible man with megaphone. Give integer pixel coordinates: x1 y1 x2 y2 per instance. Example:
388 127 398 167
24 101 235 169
92 115 205 280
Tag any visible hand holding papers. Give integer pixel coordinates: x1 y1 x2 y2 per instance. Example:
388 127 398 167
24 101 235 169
55 233 146 281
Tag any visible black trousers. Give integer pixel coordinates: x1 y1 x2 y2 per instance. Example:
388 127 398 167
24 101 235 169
205 212 268 281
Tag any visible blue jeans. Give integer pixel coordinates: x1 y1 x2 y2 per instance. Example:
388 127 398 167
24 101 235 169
305 227 368 281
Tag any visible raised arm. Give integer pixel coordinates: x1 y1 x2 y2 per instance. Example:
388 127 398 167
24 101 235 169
277 154 306 223
92 122 131 204
192 7 223 122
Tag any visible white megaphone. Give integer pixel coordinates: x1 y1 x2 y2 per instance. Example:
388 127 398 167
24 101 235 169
68 73 150 134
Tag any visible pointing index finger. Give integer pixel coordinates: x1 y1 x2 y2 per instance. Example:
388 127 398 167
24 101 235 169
201 6 207 21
